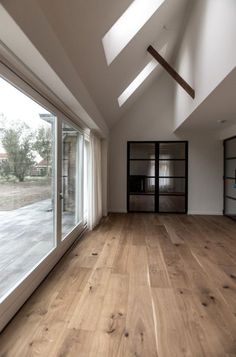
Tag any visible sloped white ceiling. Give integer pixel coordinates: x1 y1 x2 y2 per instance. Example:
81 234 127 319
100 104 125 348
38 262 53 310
1 0 192 128
36 0 191 127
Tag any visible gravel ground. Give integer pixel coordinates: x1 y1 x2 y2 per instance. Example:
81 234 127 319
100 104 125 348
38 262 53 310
0 179 52 211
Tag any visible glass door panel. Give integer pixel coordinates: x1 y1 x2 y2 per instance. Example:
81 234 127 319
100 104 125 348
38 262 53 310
129 195 155 212
158 143 187 213
159 196 186 213
130 143 155 159
225 139 236 158
129 176 143 193
0 77 55 299
128 142 156 212
127 141 188 213
224 137 236 220
225 198 236 219
159 160 186 177
225 159 236 178
159 178 185 194
61 122 83 238
83 139 89 222
129 177 155 194
159 142 186 159
0 69 87 332
130 160 155 176
225 179 236 199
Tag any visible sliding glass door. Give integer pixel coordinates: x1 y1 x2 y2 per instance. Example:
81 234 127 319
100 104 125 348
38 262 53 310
61 122 83 238
0 70 87 313
224 136 236 220
0 77 56 300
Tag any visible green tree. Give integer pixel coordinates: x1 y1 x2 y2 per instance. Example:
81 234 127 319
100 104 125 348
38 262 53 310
0 159 11 180
1 123 35 182
34 127 52 176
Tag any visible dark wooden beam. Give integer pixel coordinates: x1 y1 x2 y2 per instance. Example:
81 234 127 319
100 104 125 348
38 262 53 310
147 45 195 99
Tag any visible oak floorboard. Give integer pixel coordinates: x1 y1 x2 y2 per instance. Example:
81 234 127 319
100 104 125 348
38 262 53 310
88 273 129 357
0 213 236 357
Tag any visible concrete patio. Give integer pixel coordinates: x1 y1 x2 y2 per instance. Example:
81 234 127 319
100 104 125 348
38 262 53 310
0 199 75 300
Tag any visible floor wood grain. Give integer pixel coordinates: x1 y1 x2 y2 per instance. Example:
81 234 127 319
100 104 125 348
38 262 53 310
0 213 236 357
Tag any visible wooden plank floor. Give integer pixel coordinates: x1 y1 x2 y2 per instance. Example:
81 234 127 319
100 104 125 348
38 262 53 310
0 213 236 357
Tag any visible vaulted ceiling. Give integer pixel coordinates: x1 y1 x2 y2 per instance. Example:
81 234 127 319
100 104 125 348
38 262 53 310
35 0 192 127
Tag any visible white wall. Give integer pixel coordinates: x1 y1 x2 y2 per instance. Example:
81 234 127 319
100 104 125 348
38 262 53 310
187 135 223 215
109 74 223 214
174 0 236 129
219 123 236 141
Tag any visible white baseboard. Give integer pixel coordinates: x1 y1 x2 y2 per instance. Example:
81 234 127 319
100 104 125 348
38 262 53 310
188 211 223 215
108 209 223 216
108 208 127 213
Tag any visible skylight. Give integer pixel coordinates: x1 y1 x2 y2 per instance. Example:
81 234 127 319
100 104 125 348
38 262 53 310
102 0 166 65
118 59 158 107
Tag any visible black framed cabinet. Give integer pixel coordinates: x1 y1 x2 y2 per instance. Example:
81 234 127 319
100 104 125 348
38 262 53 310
127 141 188 213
